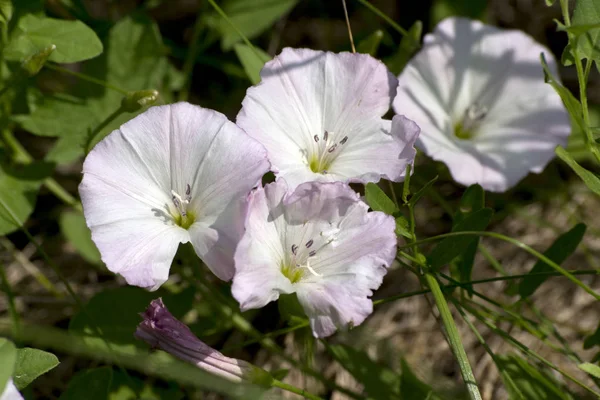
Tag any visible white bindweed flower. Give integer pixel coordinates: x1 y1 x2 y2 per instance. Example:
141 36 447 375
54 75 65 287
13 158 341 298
231 180 396 338
393 17 570 192
0 379 22 400
136 299 271 384
80 102 270 289
237 47 420 191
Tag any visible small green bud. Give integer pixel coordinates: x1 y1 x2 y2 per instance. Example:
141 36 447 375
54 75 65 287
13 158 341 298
121 89 159 112
21 45 56 76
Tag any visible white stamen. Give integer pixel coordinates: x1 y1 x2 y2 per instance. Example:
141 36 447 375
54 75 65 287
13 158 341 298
304 259 322 277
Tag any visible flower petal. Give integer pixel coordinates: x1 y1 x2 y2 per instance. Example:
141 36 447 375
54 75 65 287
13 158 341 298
237 47 398 190
232 183 295 310
330 115 419 183
394 17 570 192
1 379 23 400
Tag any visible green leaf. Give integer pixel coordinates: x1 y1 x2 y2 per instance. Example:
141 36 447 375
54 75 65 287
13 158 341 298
69 286 194 348
4 14 102 63
0 0 13 26
386 21 422 75
399 358 439 399
13 15 171 163
556 146 600 195
452 184 485 294
325 343 400 400
108 368 182 400
60 367 112 400
233 43 270 84
59 211 102 265
0 161 53 235
545 0 555 5
365 183 397 215
579 362 600 379
571 0 600 62
357 30 384 56
541 53 584 131
428 208 493 270
518 223 586 299
497 354 574 400
395 215 412 239
408 175 438 207
205 0 298 50
13 348 59 390
0 338 17 394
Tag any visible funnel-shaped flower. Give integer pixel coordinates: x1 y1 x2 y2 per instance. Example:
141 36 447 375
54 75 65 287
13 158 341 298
237 47 420 191
0 380 22 400
136 299 270 384
80 102 270 289
232 180 396 338
393 17 570 192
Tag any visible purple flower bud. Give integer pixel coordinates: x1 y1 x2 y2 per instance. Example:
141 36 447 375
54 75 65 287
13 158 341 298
135 299 271 385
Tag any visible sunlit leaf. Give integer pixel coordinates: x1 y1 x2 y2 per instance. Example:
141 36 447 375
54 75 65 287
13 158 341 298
4 14 102 63
518 223 586 299
395 215 412 239
556 146 600 196
365 182 397 215
59 211 102 265
579 362 600 379
541 54 584 131
571 0 600 62
13 348 59 390
234 43 270 84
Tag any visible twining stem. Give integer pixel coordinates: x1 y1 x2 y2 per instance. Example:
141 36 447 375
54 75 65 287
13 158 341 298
399 230 600 301
424 273 482 400
45 64 129 95
1 129 82 212
272 379 325 400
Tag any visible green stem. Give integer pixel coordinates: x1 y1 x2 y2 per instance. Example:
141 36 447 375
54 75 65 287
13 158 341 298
206 0 266 62
1 130 82 212
272 379 325 400
459 299 600 396
400 230 600 301
355 0 408 36
376 268 598 306
424 272 482 400
45 64 129 95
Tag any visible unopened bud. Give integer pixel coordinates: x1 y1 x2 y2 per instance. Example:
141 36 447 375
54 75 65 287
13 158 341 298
121 90 159 112
21 45 56 76
135 298 273 386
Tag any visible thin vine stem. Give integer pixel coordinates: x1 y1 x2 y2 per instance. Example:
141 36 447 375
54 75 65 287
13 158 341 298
399 230 600 301
272 379 325 400
45 64 129 95
355 0 408 36
424 272 482 400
